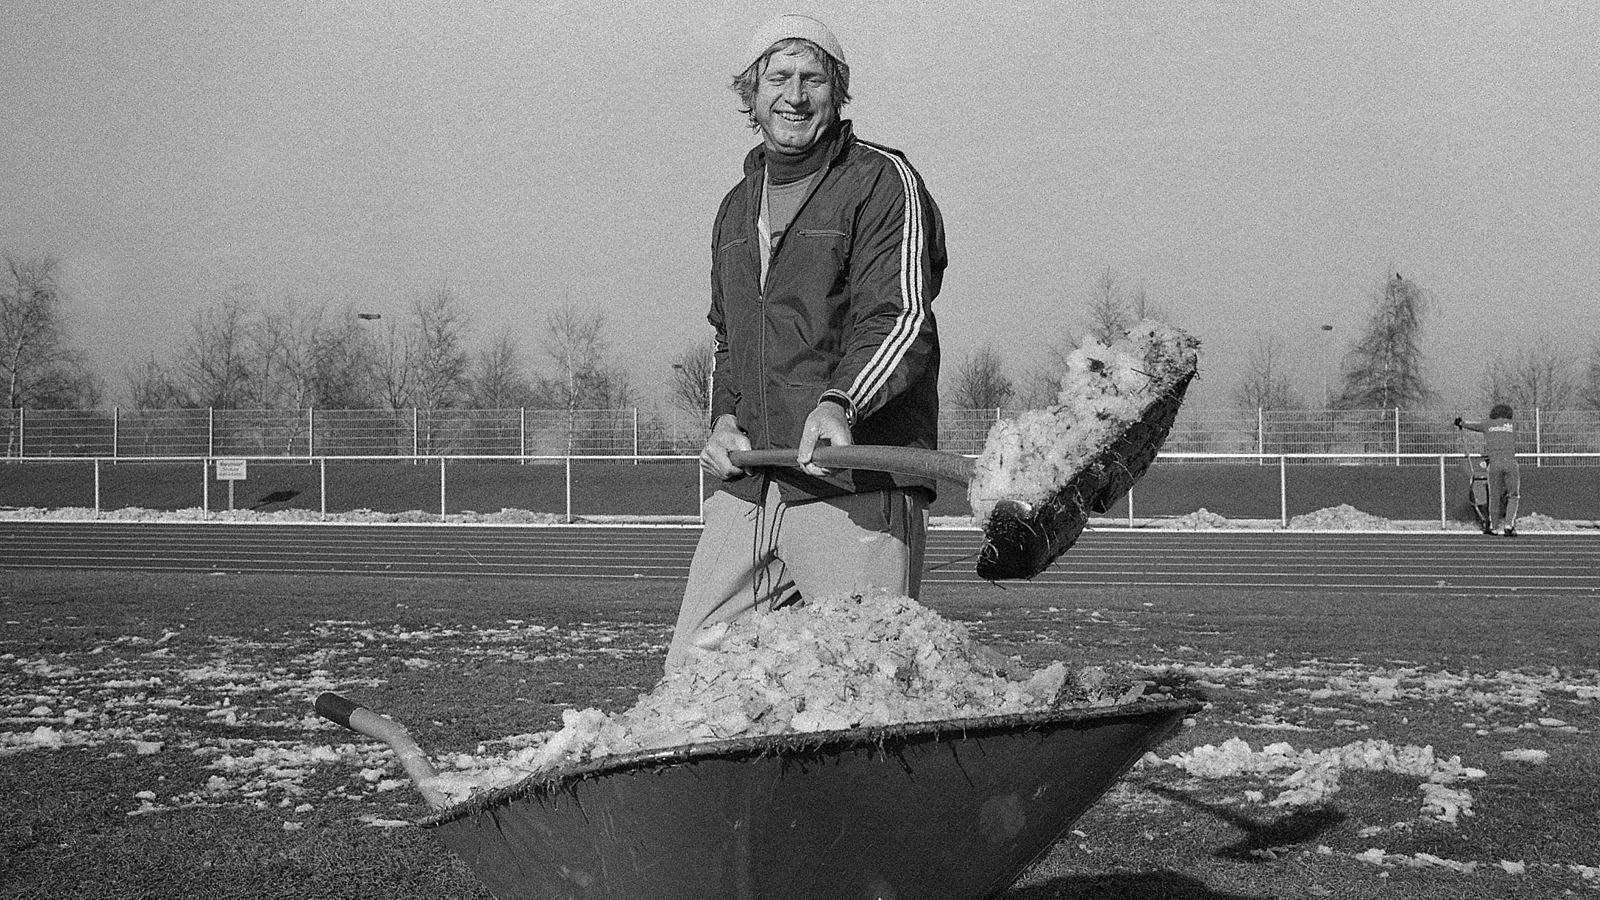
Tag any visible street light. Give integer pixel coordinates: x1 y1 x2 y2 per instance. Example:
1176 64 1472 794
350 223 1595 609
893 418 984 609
1319 324 1335 409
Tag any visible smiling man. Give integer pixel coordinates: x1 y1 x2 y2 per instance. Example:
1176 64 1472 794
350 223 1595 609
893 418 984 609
666 15 948 671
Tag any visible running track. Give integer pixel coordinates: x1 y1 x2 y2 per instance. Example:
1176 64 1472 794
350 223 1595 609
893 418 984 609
2 521 1597 593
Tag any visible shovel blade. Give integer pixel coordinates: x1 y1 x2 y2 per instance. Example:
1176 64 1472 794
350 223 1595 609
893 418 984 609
976 374 1193 580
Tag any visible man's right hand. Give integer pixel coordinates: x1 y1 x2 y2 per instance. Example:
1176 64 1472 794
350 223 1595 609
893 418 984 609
701 415 751 481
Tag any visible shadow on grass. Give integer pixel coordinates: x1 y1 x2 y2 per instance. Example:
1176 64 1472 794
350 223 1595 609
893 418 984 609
252 488 301 509
1138 781 1346 861
1008 870 1272 899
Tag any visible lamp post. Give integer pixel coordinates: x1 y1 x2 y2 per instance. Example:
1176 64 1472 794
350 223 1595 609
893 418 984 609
1319 324 1335 408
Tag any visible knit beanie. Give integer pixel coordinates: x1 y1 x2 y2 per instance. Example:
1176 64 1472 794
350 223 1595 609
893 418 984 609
745 14 846 70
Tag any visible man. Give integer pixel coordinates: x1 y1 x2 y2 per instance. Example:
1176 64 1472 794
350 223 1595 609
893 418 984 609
1455 404 1520 536
665 15 947 671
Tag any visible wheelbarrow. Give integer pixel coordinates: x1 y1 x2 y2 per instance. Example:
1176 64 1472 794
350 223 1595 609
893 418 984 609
317 692 1201 900
1457 430 1493 534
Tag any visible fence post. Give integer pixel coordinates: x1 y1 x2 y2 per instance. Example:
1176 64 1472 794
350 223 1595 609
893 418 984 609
439 456 446 521
1257 407 1264 465
208 408 214 457
94 458 101 514
1438 454 1447 529
307 407 315 458
1535 407 1543 468
112 406 119 458
320 457 327 520
17 407 22 457
1279 455 1287 527
202 460 209 519
413 408 420 460
1393 407 1400 466
520 407 527 464
633 408 640 464
565 455 573 523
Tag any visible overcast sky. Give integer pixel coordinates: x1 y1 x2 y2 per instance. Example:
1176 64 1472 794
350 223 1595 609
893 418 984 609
3 0 1597 409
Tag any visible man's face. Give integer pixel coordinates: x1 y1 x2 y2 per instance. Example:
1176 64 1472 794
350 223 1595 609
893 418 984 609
752 47 837 156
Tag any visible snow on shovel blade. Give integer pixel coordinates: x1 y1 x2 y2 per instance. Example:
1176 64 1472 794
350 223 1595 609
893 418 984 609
419 699 1199 900
975 372 1195 581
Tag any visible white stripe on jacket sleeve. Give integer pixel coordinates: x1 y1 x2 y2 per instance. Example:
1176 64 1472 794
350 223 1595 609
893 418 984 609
843 144 926 413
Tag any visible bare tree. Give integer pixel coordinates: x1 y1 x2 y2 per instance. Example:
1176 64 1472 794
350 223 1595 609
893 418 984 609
534 305 634 409
1084 267 1132 347
1478 339 1581 411
370 316 415 411
125 355 192 410
1584 337 1600 411
1333 270 1435 409
948 344 1015 410
170 285 254 409
1232 334 1303 411
530 304 637 453
407 285 472 410
668 339 714 416
470 330 535 409
1015 341 1077 409
1 252 101 409
1013 268 1163 410
244 295 323 409
1128 282 1160 321
306 309 379 409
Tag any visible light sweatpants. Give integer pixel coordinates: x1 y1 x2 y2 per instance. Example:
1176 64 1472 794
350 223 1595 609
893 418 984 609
665 479 928 672
1489 458 1520 530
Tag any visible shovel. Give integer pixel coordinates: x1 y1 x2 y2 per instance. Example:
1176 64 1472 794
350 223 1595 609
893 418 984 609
729 369 1194 580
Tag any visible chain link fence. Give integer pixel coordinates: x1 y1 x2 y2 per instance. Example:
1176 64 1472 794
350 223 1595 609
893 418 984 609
3 405 1599 462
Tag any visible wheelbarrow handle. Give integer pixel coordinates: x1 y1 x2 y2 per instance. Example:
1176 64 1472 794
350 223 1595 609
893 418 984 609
728 446 976 485
316 692 449 810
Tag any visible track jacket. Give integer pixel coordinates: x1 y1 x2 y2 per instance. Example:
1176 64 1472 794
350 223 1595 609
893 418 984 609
1462 417 1517 462
709 120 946 503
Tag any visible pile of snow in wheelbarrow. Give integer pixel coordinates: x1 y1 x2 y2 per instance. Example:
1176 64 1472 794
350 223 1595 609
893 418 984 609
423 592 1150 807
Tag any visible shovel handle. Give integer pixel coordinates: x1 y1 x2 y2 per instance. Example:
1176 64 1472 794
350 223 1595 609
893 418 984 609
728 446 975 485
315 692 449 810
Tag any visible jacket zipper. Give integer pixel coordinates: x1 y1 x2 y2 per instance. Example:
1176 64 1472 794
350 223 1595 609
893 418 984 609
755 164 833 453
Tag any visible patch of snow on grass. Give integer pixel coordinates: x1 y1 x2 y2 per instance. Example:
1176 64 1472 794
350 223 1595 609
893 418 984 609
1288 505 1392 530
1144 737 1486 820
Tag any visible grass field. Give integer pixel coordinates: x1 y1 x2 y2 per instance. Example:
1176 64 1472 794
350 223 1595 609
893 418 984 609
3 568 1598 899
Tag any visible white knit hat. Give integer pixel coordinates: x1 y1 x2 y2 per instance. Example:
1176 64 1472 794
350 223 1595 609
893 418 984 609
745 14 846 70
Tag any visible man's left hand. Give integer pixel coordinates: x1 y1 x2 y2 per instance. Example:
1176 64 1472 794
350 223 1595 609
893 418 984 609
797 401 853 477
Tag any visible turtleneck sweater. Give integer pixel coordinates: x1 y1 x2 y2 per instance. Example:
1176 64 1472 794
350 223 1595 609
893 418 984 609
764 122 837 184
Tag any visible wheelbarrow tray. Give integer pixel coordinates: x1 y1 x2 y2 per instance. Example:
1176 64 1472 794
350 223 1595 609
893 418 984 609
419 698 1200 900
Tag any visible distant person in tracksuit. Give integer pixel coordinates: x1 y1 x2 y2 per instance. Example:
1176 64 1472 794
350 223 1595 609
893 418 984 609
665 15 947 671
1455 404 1520 536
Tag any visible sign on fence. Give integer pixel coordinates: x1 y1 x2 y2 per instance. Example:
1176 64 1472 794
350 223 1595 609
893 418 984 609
214 458 247 511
